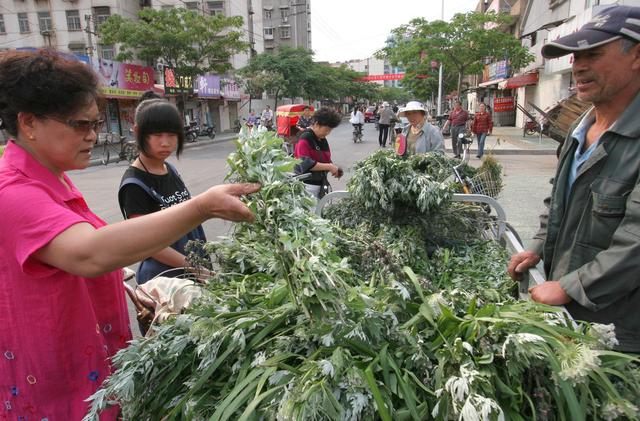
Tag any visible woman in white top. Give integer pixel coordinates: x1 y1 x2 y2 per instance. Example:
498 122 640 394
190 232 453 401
349 106 365 135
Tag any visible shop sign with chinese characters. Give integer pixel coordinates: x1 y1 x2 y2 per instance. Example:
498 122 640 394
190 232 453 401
163 67 195 95
196 74 221 98
482 60 509 83
493 97 515 112
222 78 241 100
92 58 154 98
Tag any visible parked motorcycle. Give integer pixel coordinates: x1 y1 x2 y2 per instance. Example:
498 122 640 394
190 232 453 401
185 123 199 143
197 123 216 139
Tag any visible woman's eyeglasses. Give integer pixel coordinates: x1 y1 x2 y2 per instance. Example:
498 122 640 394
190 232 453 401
46 116 105 136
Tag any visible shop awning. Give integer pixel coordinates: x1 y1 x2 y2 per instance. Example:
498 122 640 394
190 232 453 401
503 72 539 89
478 78 506 88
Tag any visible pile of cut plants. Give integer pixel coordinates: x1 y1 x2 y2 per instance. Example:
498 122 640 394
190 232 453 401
85 133 640 421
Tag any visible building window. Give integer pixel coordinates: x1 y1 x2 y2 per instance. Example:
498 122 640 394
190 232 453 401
549 0 568 9
264 27 273 39
280 7 289 22
68 43 86 56
208 1 224 16
185 2 199 11
38 12 52 33
93 7 110 32
18 13 29 33
279 26 290 39
100 44 115 60
264 9 272 19
0 14 5 34
66 10 81 31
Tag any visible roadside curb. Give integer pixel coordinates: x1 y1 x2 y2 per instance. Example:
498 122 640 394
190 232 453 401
444 148 557 156
88 132 239 168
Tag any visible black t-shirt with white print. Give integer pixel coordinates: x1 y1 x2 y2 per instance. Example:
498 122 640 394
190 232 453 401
119 165 191 217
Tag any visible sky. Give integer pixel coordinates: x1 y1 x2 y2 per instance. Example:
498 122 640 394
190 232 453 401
311 0 481 63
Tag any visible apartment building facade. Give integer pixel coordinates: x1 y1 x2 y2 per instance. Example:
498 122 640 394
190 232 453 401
0 0 264 134
261 0 310 53
0 0 145 58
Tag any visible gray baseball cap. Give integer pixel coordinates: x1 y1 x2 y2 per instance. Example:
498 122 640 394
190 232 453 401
542 5 640 59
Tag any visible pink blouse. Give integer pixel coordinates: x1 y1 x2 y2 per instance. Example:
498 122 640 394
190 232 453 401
0 141 131 420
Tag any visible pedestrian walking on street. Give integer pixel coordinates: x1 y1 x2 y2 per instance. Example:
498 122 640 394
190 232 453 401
443 100 469 158
377 102 394 147
471 103 493 158
508 5 640 353
396 101 444 156
0 49 259 419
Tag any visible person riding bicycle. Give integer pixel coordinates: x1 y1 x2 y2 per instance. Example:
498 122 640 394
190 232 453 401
246 109 259 134
260 105 274 131
349 106 364 136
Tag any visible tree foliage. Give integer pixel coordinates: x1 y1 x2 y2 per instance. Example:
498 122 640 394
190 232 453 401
380 11 534 97
377 86 412 104
99 8 248 76
240 47 380 106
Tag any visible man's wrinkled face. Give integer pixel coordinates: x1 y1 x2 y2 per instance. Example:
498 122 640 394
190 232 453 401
572 39 640 105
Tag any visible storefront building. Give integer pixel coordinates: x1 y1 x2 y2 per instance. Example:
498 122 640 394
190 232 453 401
92 58 158 137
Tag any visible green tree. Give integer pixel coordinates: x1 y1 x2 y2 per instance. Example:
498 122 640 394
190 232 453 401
378 86 411 104
240 49 380 107
240 47 315 108
380 11 533 97
99 8 248 77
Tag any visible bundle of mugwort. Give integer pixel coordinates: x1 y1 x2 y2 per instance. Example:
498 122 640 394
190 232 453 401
85 133 639 421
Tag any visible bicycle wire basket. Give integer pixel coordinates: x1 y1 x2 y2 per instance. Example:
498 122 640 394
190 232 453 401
469 169 502 198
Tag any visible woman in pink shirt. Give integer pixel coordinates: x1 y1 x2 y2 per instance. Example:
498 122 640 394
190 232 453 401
0 50 259 420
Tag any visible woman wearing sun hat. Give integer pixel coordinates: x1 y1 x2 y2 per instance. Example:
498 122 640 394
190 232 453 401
395 101 445 156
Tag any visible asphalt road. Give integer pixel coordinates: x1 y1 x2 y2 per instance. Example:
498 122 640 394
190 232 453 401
68 121 558 335
70 121 557 244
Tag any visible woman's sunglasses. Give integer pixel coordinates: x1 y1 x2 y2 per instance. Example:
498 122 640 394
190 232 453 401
46 116 105 136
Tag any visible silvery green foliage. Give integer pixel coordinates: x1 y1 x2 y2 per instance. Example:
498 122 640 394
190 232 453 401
84 132 640 421
348 150 454 214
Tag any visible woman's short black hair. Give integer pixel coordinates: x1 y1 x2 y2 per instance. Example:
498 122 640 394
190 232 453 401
0 49 99 137
135 99 185 157
313 107 341 128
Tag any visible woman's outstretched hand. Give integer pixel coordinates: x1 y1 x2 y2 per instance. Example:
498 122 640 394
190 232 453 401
195 183 261 222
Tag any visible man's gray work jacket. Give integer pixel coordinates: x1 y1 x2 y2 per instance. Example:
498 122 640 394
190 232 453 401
530 92 640 352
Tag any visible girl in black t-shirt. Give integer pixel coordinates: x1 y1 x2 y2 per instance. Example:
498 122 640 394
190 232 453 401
118 99 208 285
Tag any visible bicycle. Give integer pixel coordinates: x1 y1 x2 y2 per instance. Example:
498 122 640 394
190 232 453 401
100 132 138 166
352 124 363 143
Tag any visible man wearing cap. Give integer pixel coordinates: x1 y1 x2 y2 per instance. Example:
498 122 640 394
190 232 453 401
397 101 444 155
508 5 640 352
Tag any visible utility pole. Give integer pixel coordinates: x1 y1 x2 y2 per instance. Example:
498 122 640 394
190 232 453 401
247 0 256 57
85 14 94 58
436 0 444 116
